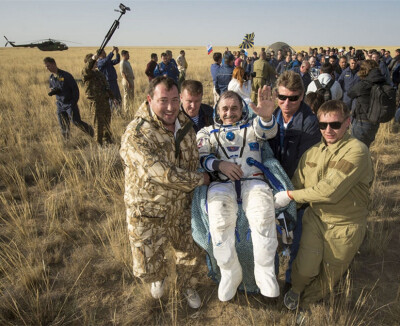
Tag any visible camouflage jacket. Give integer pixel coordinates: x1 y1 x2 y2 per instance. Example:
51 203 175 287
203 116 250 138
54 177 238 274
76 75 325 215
82 58 114 101
120 101 204 220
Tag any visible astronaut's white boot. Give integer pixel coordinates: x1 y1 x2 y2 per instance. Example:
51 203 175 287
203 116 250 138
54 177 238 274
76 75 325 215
252 231 280 298
218 260 243 301
213 234 243 301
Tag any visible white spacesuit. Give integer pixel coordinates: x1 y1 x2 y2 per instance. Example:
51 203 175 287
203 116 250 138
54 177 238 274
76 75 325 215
197 107 280 301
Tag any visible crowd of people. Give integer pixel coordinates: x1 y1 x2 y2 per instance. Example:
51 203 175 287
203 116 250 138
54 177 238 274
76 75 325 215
44 44 400 324
211 46 400 147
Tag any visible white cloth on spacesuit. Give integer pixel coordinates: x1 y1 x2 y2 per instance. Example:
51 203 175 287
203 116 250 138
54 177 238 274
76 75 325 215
197 116 279 300
274 190 292 209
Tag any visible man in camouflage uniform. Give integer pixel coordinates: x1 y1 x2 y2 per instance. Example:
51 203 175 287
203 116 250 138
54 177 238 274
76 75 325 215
82 53 115 145
251 52 276 104
120 76 210 308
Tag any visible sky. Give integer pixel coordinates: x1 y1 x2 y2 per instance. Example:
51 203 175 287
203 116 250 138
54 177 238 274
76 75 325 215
1 0 399 48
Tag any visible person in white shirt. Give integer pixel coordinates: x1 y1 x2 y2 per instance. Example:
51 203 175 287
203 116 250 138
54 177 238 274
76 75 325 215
306 63 343 100
228 66 252 105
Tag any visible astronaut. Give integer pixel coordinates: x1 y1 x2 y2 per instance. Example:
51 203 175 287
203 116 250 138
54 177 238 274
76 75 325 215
197 89 279 302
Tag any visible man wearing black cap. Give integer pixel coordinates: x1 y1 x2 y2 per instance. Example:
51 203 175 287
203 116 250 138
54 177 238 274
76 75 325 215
215 53 235 95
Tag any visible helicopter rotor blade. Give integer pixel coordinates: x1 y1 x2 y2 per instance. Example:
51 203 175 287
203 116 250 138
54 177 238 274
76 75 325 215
3 36 13 47
58 40 82 44
34 38 80 45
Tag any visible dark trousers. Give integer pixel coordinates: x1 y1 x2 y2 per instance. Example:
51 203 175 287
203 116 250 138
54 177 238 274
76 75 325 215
108 80 122 112
57 105 93 139
351 118 379 148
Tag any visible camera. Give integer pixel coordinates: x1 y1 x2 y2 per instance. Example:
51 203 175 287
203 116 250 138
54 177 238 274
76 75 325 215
355 49 365 61
119 3 130 14
48 87 62 96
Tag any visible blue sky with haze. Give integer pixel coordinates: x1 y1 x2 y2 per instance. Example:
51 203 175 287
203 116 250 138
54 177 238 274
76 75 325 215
1 0 399 48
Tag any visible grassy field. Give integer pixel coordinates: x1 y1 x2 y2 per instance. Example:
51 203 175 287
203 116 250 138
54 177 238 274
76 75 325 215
0 46 399 325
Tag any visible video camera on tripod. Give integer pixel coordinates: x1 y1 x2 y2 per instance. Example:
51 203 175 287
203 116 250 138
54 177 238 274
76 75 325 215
97 3 131 56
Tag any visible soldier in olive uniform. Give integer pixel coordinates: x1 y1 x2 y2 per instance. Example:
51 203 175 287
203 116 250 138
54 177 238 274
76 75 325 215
251 52 276 104
274 100 373 314
82 53 115 145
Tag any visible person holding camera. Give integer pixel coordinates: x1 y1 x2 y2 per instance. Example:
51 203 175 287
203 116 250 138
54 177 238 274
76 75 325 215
97 46 122 111
44 57 94 140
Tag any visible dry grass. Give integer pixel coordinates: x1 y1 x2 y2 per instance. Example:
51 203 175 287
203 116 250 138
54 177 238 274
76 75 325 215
0 46 399 325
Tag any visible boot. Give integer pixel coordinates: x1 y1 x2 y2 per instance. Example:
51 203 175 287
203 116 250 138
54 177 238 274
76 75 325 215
213 235 243 301
150 279 165 299
252 231 280 298
218 261 243 301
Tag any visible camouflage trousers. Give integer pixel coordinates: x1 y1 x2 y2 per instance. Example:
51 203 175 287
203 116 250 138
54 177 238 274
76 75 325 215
122 79 135 114
89 99 112 145
291 209 366 308
127 212 202 289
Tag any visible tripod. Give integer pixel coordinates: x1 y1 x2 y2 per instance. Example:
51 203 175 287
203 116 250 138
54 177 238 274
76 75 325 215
97 3 131 55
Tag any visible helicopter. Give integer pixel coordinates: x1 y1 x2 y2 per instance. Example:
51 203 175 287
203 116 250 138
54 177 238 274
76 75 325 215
4 36 68 51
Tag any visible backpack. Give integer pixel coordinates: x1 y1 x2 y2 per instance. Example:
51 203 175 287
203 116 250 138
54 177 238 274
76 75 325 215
367 83 396 124
314 79 335 102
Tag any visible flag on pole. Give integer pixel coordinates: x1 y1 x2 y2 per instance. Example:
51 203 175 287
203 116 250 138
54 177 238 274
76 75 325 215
239 33 255 49
207 43 213 55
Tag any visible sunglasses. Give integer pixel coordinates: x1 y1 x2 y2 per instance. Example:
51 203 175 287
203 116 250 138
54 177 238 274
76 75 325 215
318 120 345 130
277 94 301 102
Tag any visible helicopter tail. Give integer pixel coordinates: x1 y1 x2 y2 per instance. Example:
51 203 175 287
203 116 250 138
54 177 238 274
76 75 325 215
4 36 15 47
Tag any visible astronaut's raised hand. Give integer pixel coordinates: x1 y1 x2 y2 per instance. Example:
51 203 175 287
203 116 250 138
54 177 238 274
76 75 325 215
218 161 243 181
249 85 276 122
274 190 293 209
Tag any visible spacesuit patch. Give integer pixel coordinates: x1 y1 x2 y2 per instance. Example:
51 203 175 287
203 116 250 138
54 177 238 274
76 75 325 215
248 142 259 151
227 146 240 152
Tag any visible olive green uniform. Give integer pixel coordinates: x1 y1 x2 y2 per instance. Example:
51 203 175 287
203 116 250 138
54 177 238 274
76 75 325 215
290 133 373 308
251 59 275 104
82 58 113 145
120 102 204 287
